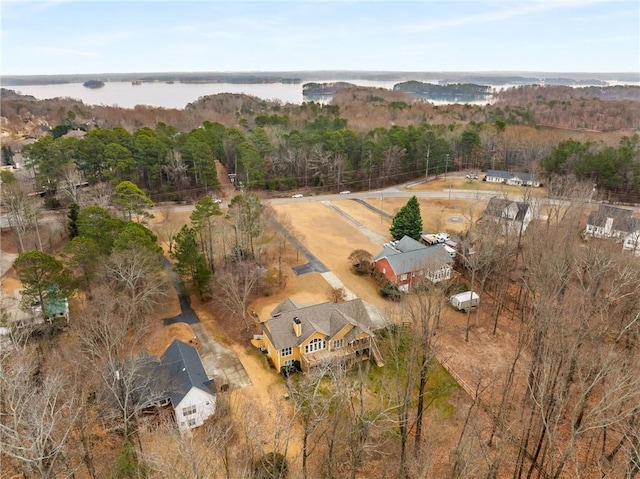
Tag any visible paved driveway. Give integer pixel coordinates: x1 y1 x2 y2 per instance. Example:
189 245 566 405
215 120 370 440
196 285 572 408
161 259 251 390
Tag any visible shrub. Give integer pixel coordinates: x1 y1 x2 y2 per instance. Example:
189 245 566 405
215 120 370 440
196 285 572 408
379 282 402 301
328 286 346 303
253 452 288 479
352 261 373 276
111 442 148 479
371 268 388 288
445 281 469 296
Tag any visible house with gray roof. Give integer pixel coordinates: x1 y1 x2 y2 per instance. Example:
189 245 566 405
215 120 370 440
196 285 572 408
481 197 533 235
485 170 541 187
145 339 216 431
584 205 640 255
373 235 453 292
260 298 383 372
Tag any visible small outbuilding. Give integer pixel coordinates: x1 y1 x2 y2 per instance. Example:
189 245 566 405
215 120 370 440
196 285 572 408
450 291 480 311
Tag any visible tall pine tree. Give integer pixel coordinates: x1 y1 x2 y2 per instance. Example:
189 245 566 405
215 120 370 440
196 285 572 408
390 195 423 240
172 225 211 299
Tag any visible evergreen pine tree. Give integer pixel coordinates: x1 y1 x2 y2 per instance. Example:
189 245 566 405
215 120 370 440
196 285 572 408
68 203 80 239
390 195 423 240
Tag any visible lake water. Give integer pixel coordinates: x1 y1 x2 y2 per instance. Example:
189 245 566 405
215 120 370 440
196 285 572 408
5 79 495 109
7 78 635 110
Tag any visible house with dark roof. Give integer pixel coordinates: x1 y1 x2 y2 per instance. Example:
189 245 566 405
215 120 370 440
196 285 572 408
584 205 640 254
146 339 216 431
373 235 453 292
485 170 541 187
481 197 532 235
260 298 383 372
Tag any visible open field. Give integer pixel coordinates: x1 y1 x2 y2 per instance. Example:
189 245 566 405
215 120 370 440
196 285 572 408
410 175 547 198
267 194 523 397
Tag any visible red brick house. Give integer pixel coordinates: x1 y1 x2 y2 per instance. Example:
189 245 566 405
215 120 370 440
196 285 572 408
373 236 453 292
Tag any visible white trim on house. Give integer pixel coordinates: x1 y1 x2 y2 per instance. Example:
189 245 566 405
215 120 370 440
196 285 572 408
174 387 216 431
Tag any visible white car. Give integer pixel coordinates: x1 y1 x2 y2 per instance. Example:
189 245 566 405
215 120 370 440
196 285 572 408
292 194 304 198
435 232 450 243
339 190 351 195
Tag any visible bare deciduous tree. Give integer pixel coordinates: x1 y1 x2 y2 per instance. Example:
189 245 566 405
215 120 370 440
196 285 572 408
214 262 266 330
0 348 79 479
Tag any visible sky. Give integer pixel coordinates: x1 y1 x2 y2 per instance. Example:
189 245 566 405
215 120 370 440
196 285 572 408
1 0 639 75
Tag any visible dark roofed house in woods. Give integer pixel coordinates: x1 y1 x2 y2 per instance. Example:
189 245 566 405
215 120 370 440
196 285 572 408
143 339 216 431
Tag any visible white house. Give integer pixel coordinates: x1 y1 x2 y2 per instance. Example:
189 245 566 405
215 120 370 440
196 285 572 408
159 339 216 431
485 170 542 187
481 197 533 235
623 231 640 256
585 205 640 255
584 205 638 240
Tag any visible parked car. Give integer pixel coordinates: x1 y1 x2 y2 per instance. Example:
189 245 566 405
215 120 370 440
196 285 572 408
435 232 451 243
292 194 304 198
421 233 439 245
212 197 222 204
339 190 351 195
466 173 479 180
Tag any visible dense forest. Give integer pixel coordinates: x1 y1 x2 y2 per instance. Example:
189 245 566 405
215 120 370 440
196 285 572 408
394 81 492 100
2 83 639 204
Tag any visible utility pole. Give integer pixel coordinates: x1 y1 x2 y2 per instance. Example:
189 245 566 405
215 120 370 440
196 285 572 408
444 154 449 180
425 143 430 182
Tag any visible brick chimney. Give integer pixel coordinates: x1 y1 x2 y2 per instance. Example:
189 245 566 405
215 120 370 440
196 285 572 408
293 316 302 337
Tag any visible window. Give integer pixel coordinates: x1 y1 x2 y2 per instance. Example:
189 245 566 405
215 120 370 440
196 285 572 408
284 359 295 367
187 418 197 427
304 338 326 354
332 338 343 349
281 347 292 357
400 274 408 281
182 405 197 416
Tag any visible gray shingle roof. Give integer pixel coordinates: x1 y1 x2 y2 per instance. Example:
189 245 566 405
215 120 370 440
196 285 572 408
395 236 425 252
263 299 375 350
373 236 453 276
483 197 529 222
587 205 637 232
483 197 513 217
270 297 303 317
161 339 214 406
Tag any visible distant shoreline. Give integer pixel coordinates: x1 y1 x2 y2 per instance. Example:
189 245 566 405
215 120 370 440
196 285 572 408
2 71 639 87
